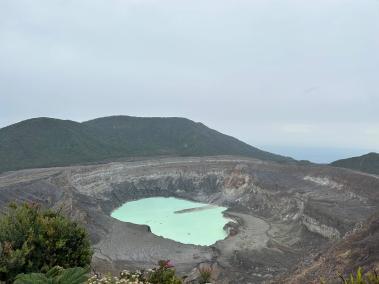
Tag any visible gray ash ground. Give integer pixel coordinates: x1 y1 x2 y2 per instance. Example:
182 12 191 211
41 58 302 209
0 156 378 283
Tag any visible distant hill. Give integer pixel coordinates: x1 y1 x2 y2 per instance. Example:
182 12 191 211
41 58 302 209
0 116 293 173
330 152 379 175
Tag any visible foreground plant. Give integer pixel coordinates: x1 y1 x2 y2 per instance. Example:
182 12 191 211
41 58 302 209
14 266 89 284
87 260 183 284
147 260 182 284
338 268 379 284
87 270 149 284
198 266 212 284
0 202 92 283
320 268 379 284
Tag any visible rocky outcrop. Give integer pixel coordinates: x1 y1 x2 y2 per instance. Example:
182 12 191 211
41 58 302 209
301 214 341 240
279 213 379 283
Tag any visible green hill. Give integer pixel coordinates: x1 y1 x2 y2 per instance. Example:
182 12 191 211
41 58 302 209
0 116 293 173
330 152 379 175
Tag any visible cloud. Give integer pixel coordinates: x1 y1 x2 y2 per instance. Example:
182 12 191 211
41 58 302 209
0 0 378 159
281 124 313 134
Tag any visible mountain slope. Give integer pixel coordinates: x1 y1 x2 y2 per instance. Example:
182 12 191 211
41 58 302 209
330 152 379 175
281 212 379 283
0 118 118 172
83 116 289 161
0 116 293 173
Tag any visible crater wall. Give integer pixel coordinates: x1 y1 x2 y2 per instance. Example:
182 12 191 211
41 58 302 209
0 156 378 283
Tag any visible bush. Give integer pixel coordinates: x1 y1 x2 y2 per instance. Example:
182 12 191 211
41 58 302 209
87 270 149 284
87 260 183 284
14 266 89 284
0 202 92 283
147 260 182 284
337 268 379 284
198 266 212 284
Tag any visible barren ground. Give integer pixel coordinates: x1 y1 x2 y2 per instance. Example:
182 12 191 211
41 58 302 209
0 156 378 283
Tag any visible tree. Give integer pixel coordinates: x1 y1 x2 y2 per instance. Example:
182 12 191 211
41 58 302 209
0 203 92 283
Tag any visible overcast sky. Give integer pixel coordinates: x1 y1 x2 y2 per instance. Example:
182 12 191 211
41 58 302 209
0 0 378 162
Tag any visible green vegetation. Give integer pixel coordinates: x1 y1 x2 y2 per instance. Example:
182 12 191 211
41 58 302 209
147 260 182 284
331 152 379 175
337 268 379 284
0 203 92 283
0 116 293 173
198 266 212 284
0 202 182 283
87 260 182 284
14 266 89 284
320 268 379 284
0 202 377 284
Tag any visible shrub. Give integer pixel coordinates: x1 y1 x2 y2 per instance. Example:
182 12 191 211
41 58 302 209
0 202 92 283
147 260 182 284
87 270 149 284
198 266 212 284
14 266 89 284
87 260 183 284
337 268 379 284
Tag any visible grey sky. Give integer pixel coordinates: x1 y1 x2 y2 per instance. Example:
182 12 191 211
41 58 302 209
0 0 378 162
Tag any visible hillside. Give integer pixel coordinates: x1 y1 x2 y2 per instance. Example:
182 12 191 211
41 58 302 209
0 116 293 173
330 152 379 175
281 212 379 283
1 157 378 283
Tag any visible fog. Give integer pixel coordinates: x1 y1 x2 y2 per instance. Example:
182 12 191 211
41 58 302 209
1 0 378 161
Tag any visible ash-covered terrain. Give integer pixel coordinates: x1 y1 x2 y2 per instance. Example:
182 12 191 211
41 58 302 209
0 156 378 283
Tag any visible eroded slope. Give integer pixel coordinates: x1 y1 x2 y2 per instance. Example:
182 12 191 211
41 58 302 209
0 156 378 283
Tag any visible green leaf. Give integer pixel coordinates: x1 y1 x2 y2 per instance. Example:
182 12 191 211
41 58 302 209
356 267 362 283
53 267 89 284
14 272 50 284
45 266 63 278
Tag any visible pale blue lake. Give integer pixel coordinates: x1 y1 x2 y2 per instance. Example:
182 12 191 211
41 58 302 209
111 197 230 246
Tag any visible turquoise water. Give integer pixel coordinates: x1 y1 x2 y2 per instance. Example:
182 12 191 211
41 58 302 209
111 197 230 246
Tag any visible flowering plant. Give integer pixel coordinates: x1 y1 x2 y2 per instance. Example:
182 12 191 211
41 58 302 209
88 260 182 284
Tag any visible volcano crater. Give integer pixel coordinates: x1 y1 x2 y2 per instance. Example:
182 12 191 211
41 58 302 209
0 156 378 283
